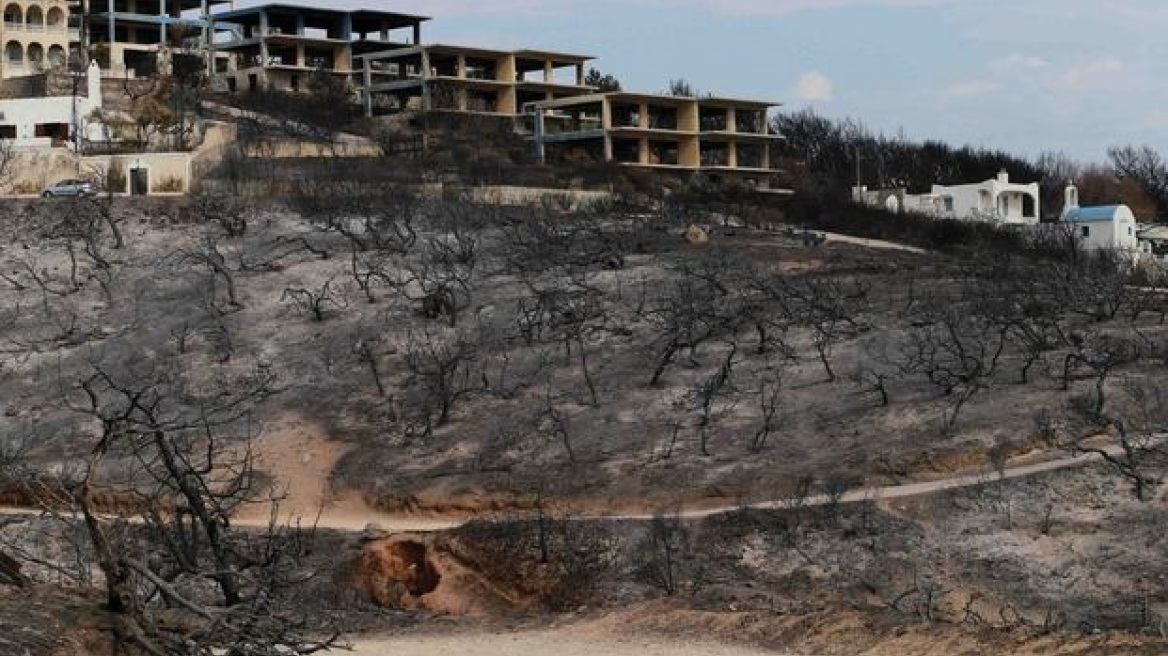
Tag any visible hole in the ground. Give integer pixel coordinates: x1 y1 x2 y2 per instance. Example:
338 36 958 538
358 539 442 606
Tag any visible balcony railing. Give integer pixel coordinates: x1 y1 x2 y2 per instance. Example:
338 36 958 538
3 21 69 34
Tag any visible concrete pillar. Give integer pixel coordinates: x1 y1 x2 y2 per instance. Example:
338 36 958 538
259 10 269 65
639 137 649 165
295 14 305 36
533 107 546 163
380 22 388 41
543 59 553 83
638 102 648 129
728 141 737 168
576 63 583 86
363 57 373 117
296 43 304 67
456 54 466 79
420 49 431 109
412 22 421 45
107 2 116 63
726 107 737 133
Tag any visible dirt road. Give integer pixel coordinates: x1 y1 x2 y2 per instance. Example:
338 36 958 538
344 630 787 656
0 443 1129 534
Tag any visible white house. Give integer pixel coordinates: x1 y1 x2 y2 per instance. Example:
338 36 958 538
902 170 1041 225
1059 183 1140 255
0 59 104 148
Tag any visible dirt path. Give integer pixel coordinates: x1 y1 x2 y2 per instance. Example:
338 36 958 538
343 630 789 656
233 441 1125 530
0 440 1135 534
823 231 928 254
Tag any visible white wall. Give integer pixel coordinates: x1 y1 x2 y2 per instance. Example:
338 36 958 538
0 60 103 145
927 174 1040 225
1070 207 1139 252
0 94 102 143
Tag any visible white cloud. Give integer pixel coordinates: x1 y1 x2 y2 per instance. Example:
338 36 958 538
793 71 835 102
993 54 1049 71
1052 57 1124 91
944 80 998 98
1144 110 1168 129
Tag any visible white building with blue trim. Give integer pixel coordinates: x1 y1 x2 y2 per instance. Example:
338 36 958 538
1060 183 1140 255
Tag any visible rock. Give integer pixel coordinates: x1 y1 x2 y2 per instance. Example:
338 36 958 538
684 224 709 245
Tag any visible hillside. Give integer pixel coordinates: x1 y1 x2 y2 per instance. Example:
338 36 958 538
0 189 1165 654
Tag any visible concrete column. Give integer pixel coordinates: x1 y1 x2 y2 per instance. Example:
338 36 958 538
726 107 736 133
576 63 583 86
258 10 269 65
296 43 304 67
762 143 771 171
107 2 116 63
638 102 648 129
456 54 466 79
412 22 421 45
420 49 431 109
203 1 213 72
296 15 305 36
380 22 388 41
639 137 649 165
728 141 738 168
533 107 546 163
543 59 553 83
363 57 373 117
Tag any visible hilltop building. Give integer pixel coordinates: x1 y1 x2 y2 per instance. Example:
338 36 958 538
357 44 593 116
1059 182 1140 255
908 170 1040 224
854 170 1040 224
1 0 73 78
0 2 785 186
210 4 427 93
529 92 782 186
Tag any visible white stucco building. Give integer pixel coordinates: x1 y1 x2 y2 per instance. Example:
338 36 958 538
1059 183 1140 256
901 170 1040 224
0 59 104 147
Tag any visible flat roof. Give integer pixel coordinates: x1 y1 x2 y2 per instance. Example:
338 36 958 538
357 43 590 62
210 4 429 29
89 0 231 10
531 92 778 110
512 49 593 63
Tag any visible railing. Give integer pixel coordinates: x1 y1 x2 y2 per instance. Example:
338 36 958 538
3 21 68 33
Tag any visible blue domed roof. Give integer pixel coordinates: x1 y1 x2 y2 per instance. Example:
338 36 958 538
1063 206 1124 223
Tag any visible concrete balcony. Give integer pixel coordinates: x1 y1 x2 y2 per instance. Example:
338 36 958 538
2 22 70 34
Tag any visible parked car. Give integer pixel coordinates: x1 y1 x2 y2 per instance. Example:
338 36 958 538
42 179 94 198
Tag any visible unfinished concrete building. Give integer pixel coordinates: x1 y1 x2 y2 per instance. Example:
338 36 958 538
357 45 593 115
209 4 427 93
78 0 228 77
530 93 783 185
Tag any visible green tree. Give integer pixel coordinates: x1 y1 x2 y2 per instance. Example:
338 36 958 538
584 67 621 92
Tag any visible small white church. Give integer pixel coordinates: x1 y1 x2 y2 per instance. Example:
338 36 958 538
1059 183 1140 256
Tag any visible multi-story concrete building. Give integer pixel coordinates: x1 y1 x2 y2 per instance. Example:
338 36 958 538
209 4 427 93
357 44 593 116
77 0 229 77
1 0 73 78
529 92 783 184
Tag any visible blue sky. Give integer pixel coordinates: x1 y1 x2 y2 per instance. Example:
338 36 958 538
230 0 1168 163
